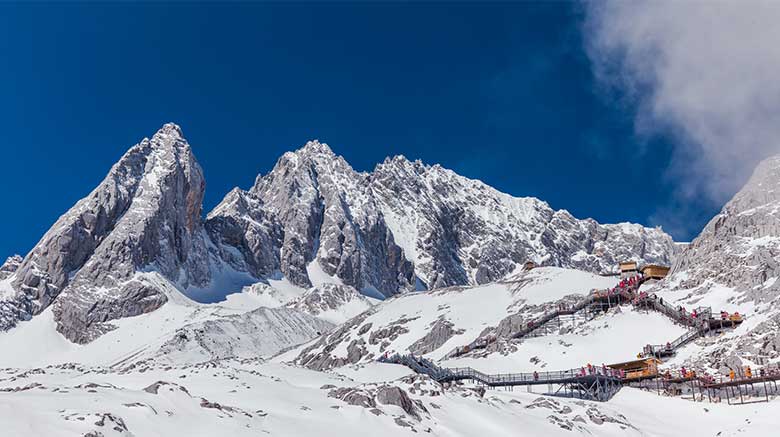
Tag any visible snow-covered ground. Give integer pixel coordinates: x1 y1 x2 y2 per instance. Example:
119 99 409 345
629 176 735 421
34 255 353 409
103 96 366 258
445 306 687 373
1 266 778 436
1 359 777 437
284 267 628 367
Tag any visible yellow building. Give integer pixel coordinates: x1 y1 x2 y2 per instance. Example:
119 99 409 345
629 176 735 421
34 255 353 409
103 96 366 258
619 261 638 278
607 358 661 380
641 264 670 280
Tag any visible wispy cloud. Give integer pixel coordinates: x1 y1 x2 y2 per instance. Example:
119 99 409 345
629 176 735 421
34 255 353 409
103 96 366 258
583 1 780 238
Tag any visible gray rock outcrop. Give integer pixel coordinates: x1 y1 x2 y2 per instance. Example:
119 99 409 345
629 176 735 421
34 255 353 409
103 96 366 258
206 141 416 298
2 124 212 343
285 283 372 323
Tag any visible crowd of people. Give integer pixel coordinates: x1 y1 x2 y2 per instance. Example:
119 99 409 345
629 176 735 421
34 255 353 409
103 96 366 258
576 363 625 379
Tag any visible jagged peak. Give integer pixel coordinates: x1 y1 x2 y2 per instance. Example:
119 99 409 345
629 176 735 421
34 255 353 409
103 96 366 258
295 139 335 157
139 122 191 154
154 122 184 139
377 154 428 175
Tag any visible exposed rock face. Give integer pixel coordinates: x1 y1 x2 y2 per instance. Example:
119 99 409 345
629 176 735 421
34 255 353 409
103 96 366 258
204 188 283 279
295 310 376 370
660 154 780 368
156 307 334 362
408 318 463 355
328 383 427 421
2 124 212 343
206 142 416 298
372 156 674 288
207 143 675 297
670 154 780 295
0 255 21 280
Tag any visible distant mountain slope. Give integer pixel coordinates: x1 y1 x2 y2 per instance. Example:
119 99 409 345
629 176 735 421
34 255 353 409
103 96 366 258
651 154 780 371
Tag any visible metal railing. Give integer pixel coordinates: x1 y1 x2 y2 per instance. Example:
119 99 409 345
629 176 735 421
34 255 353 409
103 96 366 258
381 353 622 386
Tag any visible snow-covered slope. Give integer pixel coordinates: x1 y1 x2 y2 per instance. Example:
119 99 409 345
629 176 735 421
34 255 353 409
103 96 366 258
5 359 777 437
0 269 775 437
155 306 334 363
286 267 661 370
285 283 375 324
0 260 776 436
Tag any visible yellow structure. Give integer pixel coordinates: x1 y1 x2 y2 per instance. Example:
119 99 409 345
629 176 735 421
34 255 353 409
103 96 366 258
619 261 638 279
607 358 661 380
641 264 670 280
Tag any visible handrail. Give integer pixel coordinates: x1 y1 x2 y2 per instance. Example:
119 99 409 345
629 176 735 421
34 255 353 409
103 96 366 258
380 353 622 386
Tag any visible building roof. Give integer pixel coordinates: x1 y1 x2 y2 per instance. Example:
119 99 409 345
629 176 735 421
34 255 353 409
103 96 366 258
640 264 670 272
606 358 661 371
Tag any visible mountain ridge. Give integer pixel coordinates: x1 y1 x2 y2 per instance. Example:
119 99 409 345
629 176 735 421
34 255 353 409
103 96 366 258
0 123 676 343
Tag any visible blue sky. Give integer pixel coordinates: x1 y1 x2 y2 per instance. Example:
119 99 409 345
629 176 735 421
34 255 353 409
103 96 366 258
0 3 722 258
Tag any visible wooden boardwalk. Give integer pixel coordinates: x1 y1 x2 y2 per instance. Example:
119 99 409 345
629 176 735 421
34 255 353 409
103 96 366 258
382 276 756 404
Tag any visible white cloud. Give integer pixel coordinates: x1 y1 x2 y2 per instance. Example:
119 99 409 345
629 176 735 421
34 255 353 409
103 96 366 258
584 1 780 225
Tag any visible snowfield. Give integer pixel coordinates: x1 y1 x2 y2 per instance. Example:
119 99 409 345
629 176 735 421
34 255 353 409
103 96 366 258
0 359 777 437
282 267 622 367
1 266 778 436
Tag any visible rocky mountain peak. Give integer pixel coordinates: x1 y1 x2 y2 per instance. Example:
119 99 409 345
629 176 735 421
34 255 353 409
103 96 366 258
3 123 212 343
151 122 185 142
210 140 675 295
376 155 428 178
670 153 780 287
299 139 335 156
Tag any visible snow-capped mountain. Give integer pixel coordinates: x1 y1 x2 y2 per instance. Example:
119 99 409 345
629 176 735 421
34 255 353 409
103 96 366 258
207 140 675 297
206 141 415 299
2 124 212 343
0 123 675 345
371 156 674 288
651 153 780 370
